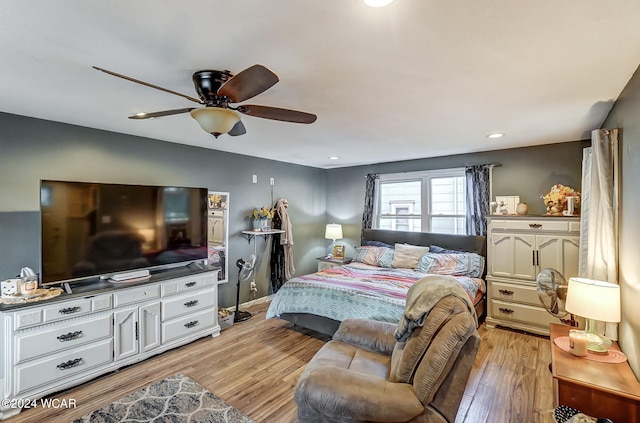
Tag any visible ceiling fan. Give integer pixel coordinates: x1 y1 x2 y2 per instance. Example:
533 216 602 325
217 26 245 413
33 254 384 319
93 64 317 138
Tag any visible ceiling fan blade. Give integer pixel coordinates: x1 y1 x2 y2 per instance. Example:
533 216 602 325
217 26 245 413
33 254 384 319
228 120 247 136
128 108 195 119
237 105 317 124
217 65 279 103
93 66 202 104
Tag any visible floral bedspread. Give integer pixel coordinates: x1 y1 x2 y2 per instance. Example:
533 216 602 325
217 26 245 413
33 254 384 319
265 262 485 324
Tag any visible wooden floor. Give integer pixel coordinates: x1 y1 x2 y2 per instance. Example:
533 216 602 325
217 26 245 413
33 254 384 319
9 302 554 422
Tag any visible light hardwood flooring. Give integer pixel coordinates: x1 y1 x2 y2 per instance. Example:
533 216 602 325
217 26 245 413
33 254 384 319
9 302 554 422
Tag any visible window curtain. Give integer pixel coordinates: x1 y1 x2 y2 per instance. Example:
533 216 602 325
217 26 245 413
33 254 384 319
465 165 491 236
579 128 619 340
361 173 379 241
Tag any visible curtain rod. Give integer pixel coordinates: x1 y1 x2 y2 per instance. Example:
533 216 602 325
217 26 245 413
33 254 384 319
364 163 502 178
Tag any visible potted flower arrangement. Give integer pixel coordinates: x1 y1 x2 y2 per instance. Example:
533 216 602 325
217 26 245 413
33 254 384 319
252 206 275 230
541 184 581 216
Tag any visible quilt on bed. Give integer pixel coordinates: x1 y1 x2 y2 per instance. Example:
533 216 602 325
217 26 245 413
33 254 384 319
265 262 485 324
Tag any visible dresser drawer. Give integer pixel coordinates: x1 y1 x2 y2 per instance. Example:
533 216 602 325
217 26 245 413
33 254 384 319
162 309 215 344
13 297 99 328
490 299 564 328
15 338 113 395
161 274 207 297
15 314 112 363
161 289 216 321
490 219 569 232
490 281 540 306
113 284 160 307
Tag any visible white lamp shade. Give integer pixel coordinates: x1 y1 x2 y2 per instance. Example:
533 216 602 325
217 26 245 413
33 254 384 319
565 277 621 323
325 224 343 241
190 108 240 137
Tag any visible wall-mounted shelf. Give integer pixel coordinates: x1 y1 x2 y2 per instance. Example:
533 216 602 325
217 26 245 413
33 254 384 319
241 229 285 244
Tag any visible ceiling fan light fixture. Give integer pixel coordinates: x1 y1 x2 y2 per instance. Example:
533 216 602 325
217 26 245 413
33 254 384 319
363 0 395 7
190 108 240 138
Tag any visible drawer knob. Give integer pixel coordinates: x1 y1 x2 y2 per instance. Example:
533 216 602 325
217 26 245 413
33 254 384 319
57 358 82 370
185 282 197 287
498 307 515 315
498 289 514 296
184 320 199 329
184 300 199 308
58 306 81 315
529 223 542 229
57 331 83 342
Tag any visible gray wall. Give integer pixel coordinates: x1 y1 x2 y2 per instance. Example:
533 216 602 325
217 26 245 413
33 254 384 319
0 112 328 308
325 141 587 257
602 63 640 379
0 110 593 383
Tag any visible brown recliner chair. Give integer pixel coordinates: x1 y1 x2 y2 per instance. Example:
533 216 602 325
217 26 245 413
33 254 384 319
295 276 481 423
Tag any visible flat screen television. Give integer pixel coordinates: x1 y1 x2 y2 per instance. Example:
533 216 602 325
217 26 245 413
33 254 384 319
40 180 208 286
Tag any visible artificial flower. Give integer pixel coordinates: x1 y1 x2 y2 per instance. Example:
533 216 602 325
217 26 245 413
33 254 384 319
253 206 275 220
541 184 581 207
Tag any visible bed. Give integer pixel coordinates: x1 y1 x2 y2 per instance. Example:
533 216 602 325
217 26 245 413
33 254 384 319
266 229 487 336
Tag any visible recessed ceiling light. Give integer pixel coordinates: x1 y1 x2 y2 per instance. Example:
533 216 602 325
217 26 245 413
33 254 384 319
487 133 505 139
363 0 395 7
328 156 339 160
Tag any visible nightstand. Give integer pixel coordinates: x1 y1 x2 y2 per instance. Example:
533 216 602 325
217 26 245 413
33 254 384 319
316 257 352 271
550 323 640 422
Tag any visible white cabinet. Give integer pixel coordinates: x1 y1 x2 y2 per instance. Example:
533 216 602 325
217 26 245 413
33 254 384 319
0 269 219 420
490 232 580 281
485 217 581 336
114 303 161 361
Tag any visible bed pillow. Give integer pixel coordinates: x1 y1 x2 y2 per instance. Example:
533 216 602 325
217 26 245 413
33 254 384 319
361 240 395 249
429 244 465 254
352 246 394 268
391 243 430 269
415 252 485 278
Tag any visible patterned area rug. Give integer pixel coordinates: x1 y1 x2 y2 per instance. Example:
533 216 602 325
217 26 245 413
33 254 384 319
73 373 255 423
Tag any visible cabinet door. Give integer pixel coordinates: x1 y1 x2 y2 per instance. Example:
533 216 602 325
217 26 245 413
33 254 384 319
512 234 537 279
561 236 580 279
536 236 562 274
114 309 138 361
491 233 536 280
489 234 515 278
537 235 580 279
140 303 161 353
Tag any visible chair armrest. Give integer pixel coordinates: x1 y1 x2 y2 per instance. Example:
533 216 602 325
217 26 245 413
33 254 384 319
333 318 397 355
296 367 424 422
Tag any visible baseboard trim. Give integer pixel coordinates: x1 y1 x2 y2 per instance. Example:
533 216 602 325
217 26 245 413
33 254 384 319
227 295 273 312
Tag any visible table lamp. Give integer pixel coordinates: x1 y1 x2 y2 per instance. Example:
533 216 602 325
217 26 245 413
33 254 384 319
325 224 343 257
564 277 621 353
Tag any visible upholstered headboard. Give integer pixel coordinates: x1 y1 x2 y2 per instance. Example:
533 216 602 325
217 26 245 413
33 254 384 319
362 229 486 258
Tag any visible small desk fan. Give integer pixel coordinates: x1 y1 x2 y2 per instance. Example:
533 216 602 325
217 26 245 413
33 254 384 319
234 254 256 322
537 268 571 323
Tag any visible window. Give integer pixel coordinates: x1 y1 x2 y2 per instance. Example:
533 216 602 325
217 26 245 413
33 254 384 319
374 168 467 234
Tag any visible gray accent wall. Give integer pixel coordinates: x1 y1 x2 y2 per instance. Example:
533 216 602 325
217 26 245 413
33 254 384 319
602 63 640 380
325 141 587 258
0 112 328 309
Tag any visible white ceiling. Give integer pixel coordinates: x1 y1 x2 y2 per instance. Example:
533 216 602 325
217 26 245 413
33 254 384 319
1 1 639 169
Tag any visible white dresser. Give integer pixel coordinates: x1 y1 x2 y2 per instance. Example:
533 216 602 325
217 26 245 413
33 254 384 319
485 216 581 336
0 269 220 420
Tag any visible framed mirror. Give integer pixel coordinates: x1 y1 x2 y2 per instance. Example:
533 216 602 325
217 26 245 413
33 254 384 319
207 191 229 282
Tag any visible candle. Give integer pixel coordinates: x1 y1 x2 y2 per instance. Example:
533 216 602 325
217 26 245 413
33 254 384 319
569 330 588 357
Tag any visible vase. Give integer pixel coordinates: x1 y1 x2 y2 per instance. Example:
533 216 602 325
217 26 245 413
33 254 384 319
252 219 261 230
546 203 564 216
260 219 271 231
516 203 528 215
